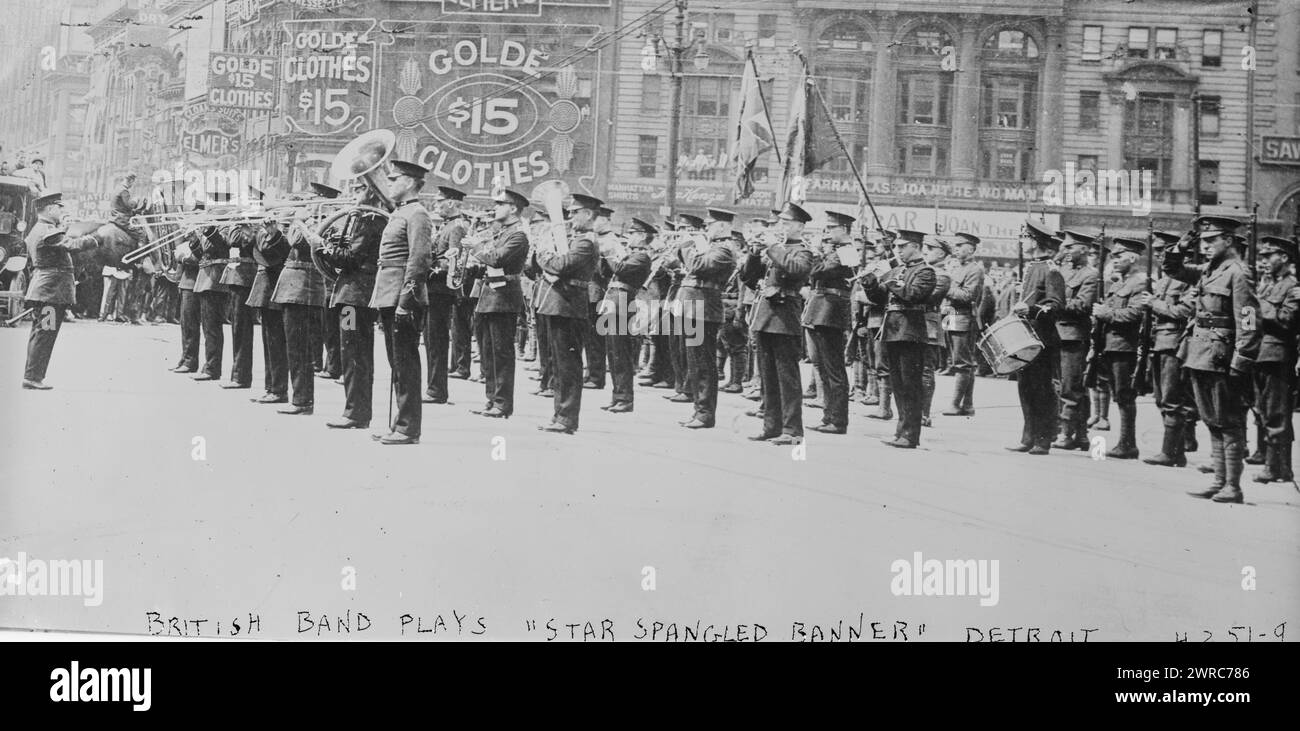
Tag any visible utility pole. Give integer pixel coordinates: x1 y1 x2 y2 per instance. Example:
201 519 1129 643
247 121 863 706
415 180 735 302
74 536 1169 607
1245 0 1258 221
663 0 686 219
1191 90 1201 217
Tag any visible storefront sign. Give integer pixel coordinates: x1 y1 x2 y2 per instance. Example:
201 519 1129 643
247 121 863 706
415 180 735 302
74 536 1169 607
1261 136 1300 166
281 18 377 137
207 53 276 110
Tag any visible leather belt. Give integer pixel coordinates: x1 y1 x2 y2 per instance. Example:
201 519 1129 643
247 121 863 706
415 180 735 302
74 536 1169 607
1195 314 1234 328
885 304 925 312
681 277 719 290
378 261 407 268
356 265 378 274
491 274 521 282
283 261 315 271
562 278 587 288
814 286 849 297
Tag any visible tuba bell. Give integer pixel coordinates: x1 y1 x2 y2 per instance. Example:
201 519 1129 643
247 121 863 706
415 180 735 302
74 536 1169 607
330 129 397 213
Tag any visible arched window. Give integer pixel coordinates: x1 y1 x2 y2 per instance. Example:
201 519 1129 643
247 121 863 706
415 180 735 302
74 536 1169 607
901 25 953 57
815 22 872 179
817 23 872 53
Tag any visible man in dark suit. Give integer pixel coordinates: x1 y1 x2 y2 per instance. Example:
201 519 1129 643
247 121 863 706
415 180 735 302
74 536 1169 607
677 207 738 429
1007 220 1066 455
425 186 468 404
534 194 602 433
470 187 531 419
861 230 938 448
368 160 434 445
804 210 856 434
740 202 815 445
1051 230 1099 450
601 221 654 413
247 214 290 406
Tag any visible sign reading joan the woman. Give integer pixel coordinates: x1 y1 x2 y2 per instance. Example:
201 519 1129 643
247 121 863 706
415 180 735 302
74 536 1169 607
375 18 607 196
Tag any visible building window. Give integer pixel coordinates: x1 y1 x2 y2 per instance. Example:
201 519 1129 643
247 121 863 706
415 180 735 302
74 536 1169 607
817 22 872 53
1155 28 1177 60
712 13 734 43
1202 30 1222 67
757 14 777 47
981 75 1035 129
901 24 953 57
898 74 952 125
982 29 1038 59
1079 90 1101 130
979 145 1033 181
1078 155 1098 174
638 135 659 178
1199 96 1220 137
822 72 870 124
1123 93 1175 191
678 138 728 180
897 141 949 176
684 76 731 117
642 74 661 114
1127 27 1149 58
1198 161 1219 205
826 142 867 177
1082 25 1103 62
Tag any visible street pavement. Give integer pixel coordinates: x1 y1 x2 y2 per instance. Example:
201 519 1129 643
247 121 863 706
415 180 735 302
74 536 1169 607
1 319 1296 641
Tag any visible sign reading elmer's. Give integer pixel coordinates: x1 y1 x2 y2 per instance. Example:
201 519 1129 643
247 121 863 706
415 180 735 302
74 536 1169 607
376 19 605 195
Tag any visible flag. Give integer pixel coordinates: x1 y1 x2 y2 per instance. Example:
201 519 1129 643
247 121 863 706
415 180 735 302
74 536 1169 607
780 64 842 204
730 51 775 202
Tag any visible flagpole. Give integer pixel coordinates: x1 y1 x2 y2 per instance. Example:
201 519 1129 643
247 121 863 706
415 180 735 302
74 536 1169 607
748 47 781 166
792 46 883 233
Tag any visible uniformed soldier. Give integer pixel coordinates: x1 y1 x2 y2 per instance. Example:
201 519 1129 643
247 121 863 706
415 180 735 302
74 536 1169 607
316 187 385 430
740 202 815 445
170 213 204 374
191 195 231 383
860 230 938 448
273 203 330 416
637 220 676 391
850 245 878 405
717 229 750 394
864 232 896 420
1248 235 1300 483
941 232 985 416
804 210 856 434
310 182 344 381
526 212 557 398
1164 215 1261 503
1137 231 1197 467
665 213 705 404
919 236 952 428
676 207 739 429
218 218 259 390
533 193 602 434
20 192 101 389
469 187 531 419
582 207 616 390
367 159 434 445
247 211 291 406
424 186 468 404
1051 230 1100 450
601 218 654 413
1091 236 1149 459
1007 220 1066 455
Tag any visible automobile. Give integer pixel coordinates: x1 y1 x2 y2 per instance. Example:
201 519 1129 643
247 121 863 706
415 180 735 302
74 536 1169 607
0 175 38 318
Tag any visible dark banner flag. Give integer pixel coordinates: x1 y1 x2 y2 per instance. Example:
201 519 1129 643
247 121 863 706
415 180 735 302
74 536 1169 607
730 50 774 203
780 62 841 204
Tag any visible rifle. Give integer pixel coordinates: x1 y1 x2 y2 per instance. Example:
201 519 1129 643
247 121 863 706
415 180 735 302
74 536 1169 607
1249 203 1259 272
1083 224 1108 388
1134 217 1155 395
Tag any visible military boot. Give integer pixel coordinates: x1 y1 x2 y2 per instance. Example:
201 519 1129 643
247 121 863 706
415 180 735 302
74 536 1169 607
1184 423 1199 453
1106 405 1140 459
1253 444 1281 483
1143 423 1187 467
1213 428 1246 503
866 382 893 420
1093 388 1111 431
1188 431 1226 499
861 370 880 406
1245 423 1266 465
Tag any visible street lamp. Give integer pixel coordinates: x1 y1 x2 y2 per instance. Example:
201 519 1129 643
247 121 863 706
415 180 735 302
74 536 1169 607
640 0 711 219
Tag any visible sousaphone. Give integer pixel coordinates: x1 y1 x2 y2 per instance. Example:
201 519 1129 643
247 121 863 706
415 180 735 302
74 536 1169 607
311 130 397 283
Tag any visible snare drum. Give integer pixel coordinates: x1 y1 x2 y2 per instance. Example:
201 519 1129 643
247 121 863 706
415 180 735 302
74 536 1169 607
977 314 1043 375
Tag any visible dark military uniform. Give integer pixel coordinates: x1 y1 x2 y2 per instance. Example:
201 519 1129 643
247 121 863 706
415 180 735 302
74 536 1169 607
1011 255 1066 453
534 231 600 432
602 250 652 410
921 266 952 425
804 248 854 431
862 252 938 447
942 259 985 414
172 231 203 372
1094 261 1148 458
582 232 617 389
425 216 466 402
1250 248 1299 482
1166 229 1260 502
741 238 815 440
369 198 434 440
641 263 675 388
272 224 328 410
22 218 99 386
248 224 290 400
679 238 738 427
1143 271 1196 465
320 208 384 427
191 226 229 380
218 223 259 387
864 278 890 415
472 220 530 417
1054 260 1098 448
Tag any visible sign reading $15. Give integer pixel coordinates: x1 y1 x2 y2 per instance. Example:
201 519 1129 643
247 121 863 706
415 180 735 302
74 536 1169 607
281 20 376 137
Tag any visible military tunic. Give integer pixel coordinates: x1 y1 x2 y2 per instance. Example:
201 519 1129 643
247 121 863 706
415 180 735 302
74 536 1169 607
804 248 855 429
535 232 600 430
22 218 99 383
739 240 815 438
679 239 738 425
603 250 652 408
472 222 530 416
861 254 938 445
